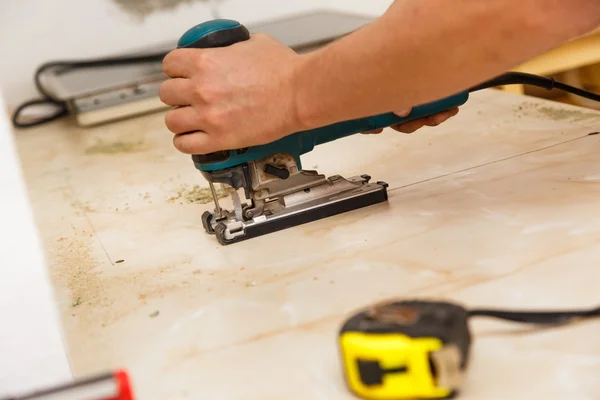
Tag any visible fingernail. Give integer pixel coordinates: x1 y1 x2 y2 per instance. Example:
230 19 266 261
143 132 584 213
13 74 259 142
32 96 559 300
395 108 412 117
434 114 449 125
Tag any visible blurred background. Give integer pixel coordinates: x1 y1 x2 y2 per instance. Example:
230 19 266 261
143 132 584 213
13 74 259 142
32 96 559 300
0 0 391 127
1 0 598 129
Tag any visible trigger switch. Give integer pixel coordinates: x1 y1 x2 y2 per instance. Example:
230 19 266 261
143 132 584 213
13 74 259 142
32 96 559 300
264 164 290 179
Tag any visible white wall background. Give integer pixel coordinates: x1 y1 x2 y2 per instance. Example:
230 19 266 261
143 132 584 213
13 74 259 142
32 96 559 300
0 0 392 108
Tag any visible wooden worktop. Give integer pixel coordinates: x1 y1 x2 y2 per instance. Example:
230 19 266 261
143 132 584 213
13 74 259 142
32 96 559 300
14 89 600 399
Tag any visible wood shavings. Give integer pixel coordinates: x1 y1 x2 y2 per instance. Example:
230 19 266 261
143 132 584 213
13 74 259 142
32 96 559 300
537 106 599 121
168 184 227 204
85 140 145 155
514 101 600 122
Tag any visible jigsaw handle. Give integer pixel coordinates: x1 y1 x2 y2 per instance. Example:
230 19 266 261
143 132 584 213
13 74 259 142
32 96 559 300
177 19 250 48
175 20 469 172
311 93 468 147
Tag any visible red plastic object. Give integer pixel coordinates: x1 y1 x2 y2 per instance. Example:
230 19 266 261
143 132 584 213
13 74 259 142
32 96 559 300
112 370 134 400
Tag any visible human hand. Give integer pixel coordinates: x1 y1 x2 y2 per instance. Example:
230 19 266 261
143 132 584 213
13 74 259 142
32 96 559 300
159 33 305 155
363 107 459 135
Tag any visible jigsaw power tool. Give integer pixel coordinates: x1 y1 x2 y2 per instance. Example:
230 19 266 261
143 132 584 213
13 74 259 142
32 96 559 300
175 19 469 245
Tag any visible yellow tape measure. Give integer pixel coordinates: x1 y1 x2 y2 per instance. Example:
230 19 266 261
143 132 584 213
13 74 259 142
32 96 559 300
339 300 470 400
338 299 600 400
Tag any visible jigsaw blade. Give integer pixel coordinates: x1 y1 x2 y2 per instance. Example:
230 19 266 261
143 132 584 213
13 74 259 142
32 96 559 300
208 181 223 218
231 190 243 221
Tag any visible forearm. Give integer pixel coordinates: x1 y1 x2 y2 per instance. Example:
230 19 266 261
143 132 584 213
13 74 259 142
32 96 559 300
293 0 600 128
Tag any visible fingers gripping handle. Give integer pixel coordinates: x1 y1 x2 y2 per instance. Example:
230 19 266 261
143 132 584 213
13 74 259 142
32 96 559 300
176 19 470 173
176 19 250 165
177 19 250 49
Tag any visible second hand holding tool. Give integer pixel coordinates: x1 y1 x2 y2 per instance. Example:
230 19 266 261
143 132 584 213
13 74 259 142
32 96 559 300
175 19 600 246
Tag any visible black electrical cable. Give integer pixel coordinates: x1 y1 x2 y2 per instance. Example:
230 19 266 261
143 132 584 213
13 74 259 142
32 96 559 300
11 51 169 128
469 71 600 102
468 305 600 325
554 81 600 102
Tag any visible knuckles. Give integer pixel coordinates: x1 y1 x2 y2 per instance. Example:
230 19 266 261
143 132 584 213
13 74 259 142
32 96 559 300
192 50 212 71
203 107 228 130
161 52 176 76
162 49 187 77
164 110 181 133
191 79 227 104
158 81 170 103
173 135 196 154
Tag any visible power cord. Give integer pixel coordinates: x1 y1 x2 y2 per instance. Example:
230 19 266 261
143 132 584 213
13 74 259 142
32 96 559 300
468 304 600 325
469 71 600 102
12 0 228 129
11 52 168 128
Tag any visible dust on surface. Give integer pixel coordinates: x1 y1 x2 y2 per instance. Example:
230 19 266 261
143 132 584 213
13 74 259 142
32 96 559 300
48 233 207 373
46 231 205 374
536 106 599 121
85 140 145 155
111 0 203 18
51 235 184 325
167 184 228 204
71 200 95 213
514 101 600 122
62 189 96 213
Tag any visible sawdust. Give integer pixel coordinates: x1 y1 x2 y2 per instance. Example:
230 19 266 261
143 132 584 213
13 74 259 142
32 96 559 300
514 101 600 122
49 234 187 336
48 232 207 375
62 189 96 213
111 0 204 18
50 236 108 325
149 310 160 318
168 184 227 204
85 140 145 155
45 226 247 373
536 106 599 121
71 201 95 213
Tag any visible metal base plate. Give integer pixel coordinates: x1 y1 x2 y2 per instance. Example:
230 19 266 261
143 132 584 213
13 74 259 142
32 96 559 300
202 175 388 245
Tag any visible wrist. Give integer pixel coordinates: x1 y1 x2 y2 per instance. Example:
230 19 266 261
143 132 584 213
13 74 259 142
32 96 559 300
289 51 330 132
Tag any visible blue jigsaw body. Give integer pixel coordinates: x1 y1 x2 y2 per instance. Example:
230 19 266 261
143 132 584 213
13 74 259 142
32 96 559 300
196 91 468 171
177 19 470 173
